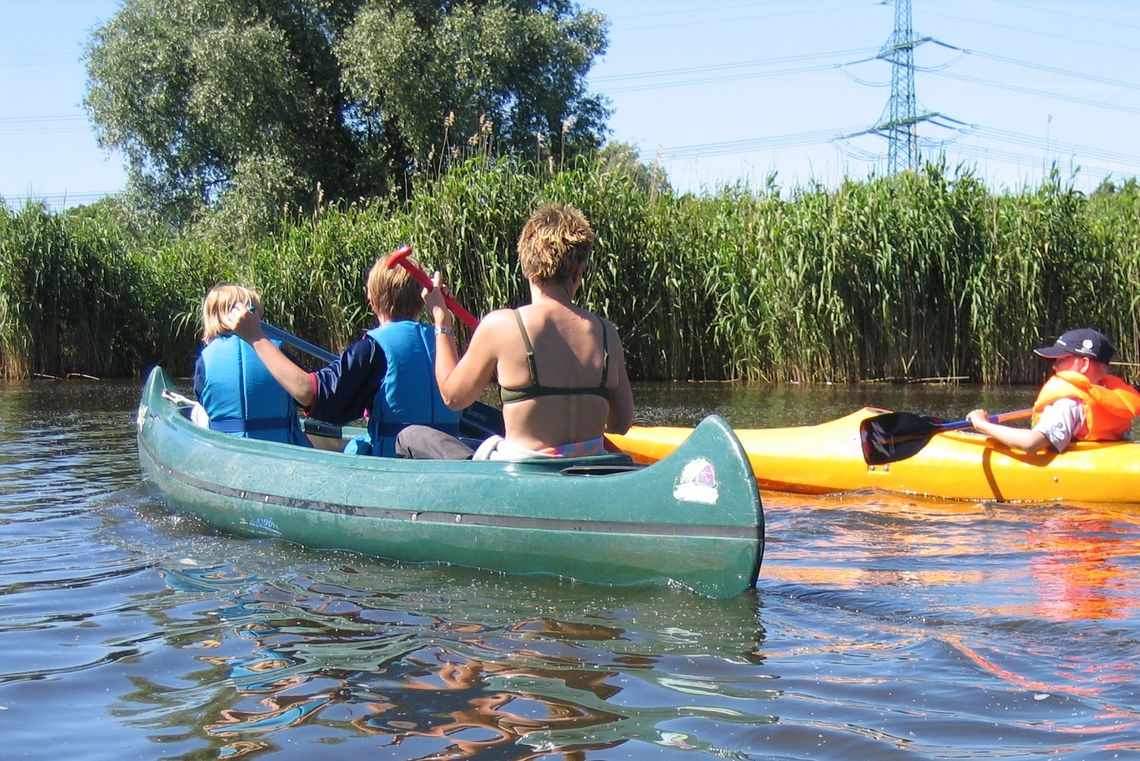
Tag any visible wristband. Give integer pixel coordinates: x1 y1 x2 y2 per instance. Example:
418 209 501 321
434 325 454 336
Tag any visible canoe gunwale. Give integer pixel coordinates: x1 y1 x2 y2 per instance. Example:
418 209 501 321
137 367 765 597
137 436 759 539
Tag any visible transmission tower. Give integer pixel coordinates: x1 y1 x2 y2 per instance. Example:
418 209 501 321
872 0 935 173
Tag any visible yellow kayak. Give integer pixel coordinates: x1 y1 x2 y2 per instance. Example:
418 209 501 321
606 408 1140 503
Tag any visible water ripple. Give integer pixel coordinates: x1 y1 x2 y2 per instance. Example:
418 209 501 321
0 380 1137 759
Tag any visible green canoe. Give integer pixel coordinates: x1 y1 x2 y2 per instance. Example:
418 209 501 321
135 367 764 597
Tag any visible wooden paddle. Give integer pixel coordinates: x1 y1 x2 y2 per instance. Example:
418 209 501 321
261 320 505 440
860 408 1034 465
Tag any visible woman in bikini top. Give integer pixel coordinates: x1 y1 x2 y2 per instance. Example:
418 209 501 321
499 310 613 404
423 203 634 456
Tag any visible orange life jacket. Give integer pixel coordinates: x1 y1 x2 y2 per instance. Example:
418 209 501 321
1032 371 1140 441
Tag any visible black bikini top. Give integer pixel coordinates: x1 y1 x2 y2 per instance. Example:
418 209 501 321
499 310 612 404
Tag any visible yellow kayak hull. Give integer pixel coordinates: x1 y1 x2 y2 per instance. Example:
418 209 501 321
607 408 1140 503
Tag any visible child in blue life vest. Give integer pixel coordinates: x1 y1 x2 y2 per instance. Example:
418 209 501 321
227 252 465 457
967 327 1140 453
193 284 311 447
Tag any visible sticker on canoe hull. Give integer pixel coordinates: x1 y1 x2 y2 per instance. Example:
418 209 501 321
244 517 282 536
673 458 719 505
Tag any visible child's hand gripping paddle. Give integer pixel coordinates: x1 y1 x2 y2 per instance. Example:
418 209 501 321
386 244 478 330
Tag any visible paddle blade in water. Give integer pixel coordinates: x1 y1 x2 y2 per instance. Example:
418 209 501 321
860 412 944 465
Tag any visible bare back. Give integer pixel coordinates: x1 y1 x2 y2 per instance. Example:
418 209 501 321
495 303 618 449
432 279 634 450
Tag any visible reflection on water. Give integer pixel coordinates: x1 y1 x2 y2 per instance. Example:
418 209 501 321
147 561 769 760
1028 516 1138 622
0 378 1138 759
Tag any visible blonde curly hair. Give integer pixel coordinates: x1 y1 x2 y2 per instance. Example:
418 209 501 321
517 204 595 284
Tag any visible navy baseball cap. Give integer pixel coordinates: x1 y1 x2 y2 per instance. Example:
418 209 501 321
1033 328 1115 364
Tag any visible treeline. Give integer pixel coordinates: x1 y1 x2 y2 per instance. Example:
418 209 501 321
2 156 1139 385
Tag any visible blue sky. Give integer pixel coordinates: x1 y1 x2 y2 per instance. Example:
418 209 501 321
4 0 1140 208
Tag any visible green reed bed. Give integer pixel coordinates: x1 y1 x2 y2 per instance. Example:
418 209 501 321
3 159 1139 385
0 202 153 378
1076 181 1140 372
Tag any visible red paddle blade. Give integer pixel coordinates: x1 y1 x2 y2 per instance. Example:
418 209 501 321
384 243 479 330
385 244 415 271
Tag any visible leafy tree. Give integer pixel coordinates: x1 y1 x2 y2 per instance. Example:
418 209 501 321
337 1 609 171
84 0 609 228
597 141 671 197
1091 176 1140 198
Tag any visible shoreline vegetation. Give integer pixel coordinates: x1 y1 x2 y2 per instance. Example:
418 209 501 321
2 156 1138 386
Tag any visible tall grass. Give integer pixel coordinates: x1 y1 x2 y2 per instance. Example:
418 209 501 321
3 159 1139 386
0 201 152 377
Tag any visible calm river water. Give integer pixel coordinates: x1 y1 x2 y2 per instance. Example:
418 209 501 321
1 377 1137 759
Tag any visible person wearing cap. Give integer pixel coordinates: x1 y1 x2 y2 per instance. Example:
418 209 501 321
966 328 1140 453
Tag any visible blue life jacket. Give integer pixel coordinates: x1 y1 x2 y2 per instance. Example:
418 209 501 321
197 335 311 447
365 321 460 456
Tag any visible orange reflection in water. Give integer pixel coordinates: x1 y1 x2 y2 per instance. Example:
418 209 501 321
761 490 997 589
1027 515 1139 622
764 491 1140 623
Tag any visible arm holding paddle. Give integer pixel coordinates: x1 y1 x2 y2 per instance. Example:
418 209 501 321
228 307 318 407
195 285 312 448
403 204 632 461
423 271 505 411
965 408 1050 453
861 408 1034 465
965 329 1140 454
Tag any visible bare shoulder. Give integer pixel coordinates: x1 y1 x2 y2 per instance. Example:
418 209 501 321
595 313 624 344
467 308 517 350
480 307 518 326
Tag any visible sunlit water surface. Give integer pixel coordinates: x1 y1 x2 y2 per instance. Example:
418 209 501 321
0 379 1136 759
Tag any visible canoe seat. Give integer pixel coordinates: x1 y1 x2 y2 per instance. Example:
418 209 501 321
501 453 641 477
302 418 344 438
166 391 210 428
557 462 647 477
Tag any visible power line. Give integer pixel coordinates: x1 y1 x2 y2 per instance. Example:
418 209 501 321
0 114 90 136
643 126 867 162
0 53 78 67
952 46 1140 92
2 190 118 208
600 62 846 95
593 47 877 84
0 115 86 123
923 8 1140 56
593 47 878 94
601 0 876 34
931 69 1140 116
961 124 1140 171
991 0 1140 34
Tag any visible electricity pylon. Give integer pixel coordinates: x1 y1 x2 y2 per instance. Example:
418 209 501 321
872 0 936 173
